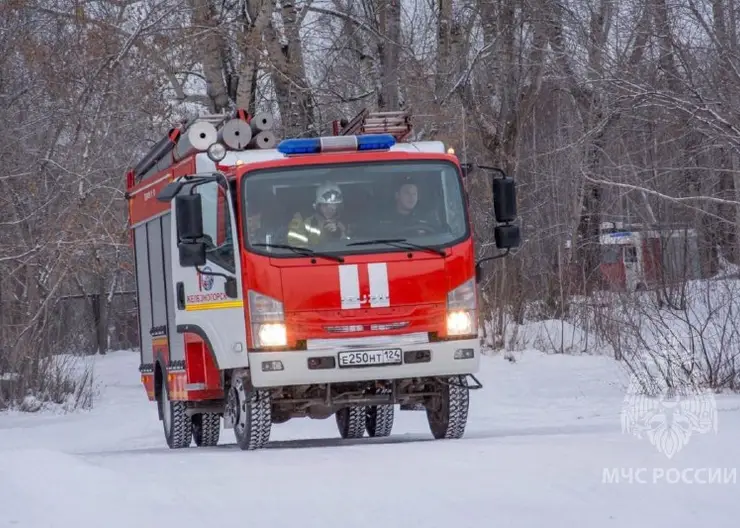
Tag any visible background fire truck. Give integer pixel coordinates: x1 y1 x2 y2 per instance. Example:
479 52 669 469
566 221 700 292
125 108 520 450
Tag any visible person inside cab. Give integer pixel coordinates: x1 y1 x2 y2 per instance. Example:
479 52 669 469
287 182 349 246
382 177 440 234
245 185 282 244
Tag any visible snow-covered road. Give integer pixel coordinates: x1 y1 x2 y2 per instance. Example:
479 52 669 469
1 349 738 527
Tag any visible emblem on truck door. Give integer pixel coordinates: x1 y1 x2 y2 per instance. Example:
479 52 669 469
197 266 214 291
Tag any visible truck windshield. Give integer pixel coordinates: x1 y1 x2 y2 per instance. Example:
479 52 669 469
241 160 468 257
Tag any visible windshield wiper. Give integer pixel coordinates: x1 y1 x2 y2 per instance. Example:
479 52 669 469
346 238 446 257
252 243 345 263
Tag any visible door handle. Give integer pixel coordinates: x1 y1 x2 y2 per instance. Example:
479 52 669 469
176 282 185 310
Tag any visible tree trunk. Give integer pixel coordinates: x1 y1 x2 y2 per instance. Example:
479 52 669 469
265 1 315 136
376 0 400 110
190 0 230 112
233 0 275 113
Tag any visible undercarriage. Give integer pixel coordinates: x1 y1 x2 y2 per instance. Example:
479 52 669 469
161 371 482 450
265 374 482 422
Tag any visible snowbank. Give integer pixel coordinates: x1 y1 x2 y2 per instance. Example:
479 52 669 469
1 349 739 528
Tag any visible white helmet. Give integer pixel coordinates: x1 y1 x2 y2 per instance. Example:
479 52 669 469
314 182 343 206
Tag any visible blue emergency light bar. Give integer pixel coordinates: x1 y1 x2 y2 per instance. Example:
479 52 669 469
277 134 396 155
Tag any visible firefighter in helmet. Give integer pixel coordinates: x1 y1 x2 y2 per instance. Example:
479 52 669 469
287 181 349 246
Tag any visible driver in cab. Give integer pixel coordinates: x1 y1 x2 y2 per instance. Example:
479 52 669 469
287 182 349 246
382 177 438 234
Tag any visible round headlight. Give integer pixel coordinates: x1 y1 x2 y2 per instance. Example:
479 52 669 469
207 142 227 162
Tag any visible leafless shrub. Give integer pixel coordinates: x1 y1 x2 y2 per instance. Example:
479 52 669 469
0 351 96 413
592 279 740 392
501 276 740 395
493 288 620 355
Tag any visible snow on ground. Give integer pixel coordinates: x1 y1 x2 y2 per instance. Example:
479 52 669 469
1 349 739 527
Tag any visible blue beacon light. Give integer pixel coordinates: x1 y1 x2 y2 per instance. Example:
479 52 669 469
277 134 396 155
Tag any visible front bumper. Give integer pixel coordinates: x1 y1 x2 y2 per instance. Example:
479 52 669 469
247 336 480 388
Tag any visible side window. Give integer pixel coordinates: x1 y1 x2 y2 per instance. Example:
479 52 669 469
442 172 465 234
601 246 620 264
196 182 235 272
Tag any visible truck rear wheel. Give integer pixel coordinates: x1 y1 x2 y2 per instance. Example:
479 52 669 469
365 388 394 437
426 376 470 440
160 381 191 449
227 375 271 450
192 413 221 447
336 406 365 439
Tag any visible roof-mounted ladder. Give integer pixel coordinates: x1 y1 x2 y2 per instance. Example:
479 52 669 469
333 108 412 141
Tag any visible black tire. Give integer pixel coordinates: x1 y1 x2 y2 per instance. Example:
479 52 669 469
426 376 470 440
365 388 394 437
227 375 271 450
335 406 365 439
192 413 221 447
160 380 191 449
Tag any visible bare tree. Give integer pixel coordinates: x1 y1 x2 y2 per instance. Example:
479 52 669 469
6 0 740 409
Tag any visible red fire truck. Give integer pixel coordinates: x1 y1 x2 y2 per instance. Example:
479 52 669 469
565 222 699 292
125 108 520 450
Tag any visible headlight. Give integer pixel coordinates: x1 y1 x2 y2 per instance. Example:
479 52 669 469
248 290 287 347
257 323 287 347
447 311 473 335
446 278 477 337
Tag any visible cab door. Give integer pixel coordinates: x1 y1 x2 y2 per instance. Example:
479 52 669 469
168 178 250 371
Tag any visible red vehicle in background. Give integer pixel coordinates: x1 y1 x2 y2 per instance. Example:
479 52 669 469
564 222 699 292
125 108 520 450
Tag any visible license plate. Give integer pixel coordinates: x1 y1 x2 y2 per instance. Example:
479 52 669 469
337 348 402 368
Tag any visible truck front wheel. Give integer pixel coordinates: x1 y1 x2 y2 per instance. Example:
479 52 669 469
425 376 470 440
226 375 271 450
335 406 365 439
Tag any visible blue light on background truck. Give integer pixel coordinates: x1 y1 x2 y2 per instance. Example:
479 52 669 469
277 134 397 155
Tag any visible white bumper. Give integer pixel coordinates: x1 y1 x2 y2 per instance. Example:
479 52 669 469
248 337 480 388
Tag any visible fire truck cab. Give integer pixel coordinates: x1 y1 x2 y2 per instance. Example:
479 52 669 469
125 109 520 450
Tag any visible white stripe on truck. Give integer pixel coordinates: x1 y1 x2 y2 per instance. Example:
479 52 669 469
339 264 361 309
368 262 390 307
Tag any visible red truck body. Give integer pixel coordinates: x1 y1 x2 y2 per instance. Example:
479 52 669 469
125 109 520 450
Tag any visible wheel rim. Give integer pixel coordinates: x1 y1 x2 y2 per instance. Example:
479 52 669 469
365 407 376 434
230 378 248 439
191 414 202 441
336 408 347 431
226 387 239 426
427 391 448 437
162 383 172 433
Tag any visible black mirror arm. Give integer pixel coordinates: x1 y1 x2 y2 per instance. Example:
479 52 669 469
474 249 511 284
157 172 224 202
460 163 508 179
195 264 230 281
476 249 510 267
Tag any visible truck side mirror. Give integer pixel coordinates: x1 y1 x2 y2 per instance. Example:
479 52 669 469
175 194 204 240
178 241 206 267
492 176 517 223
494 224 521 249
